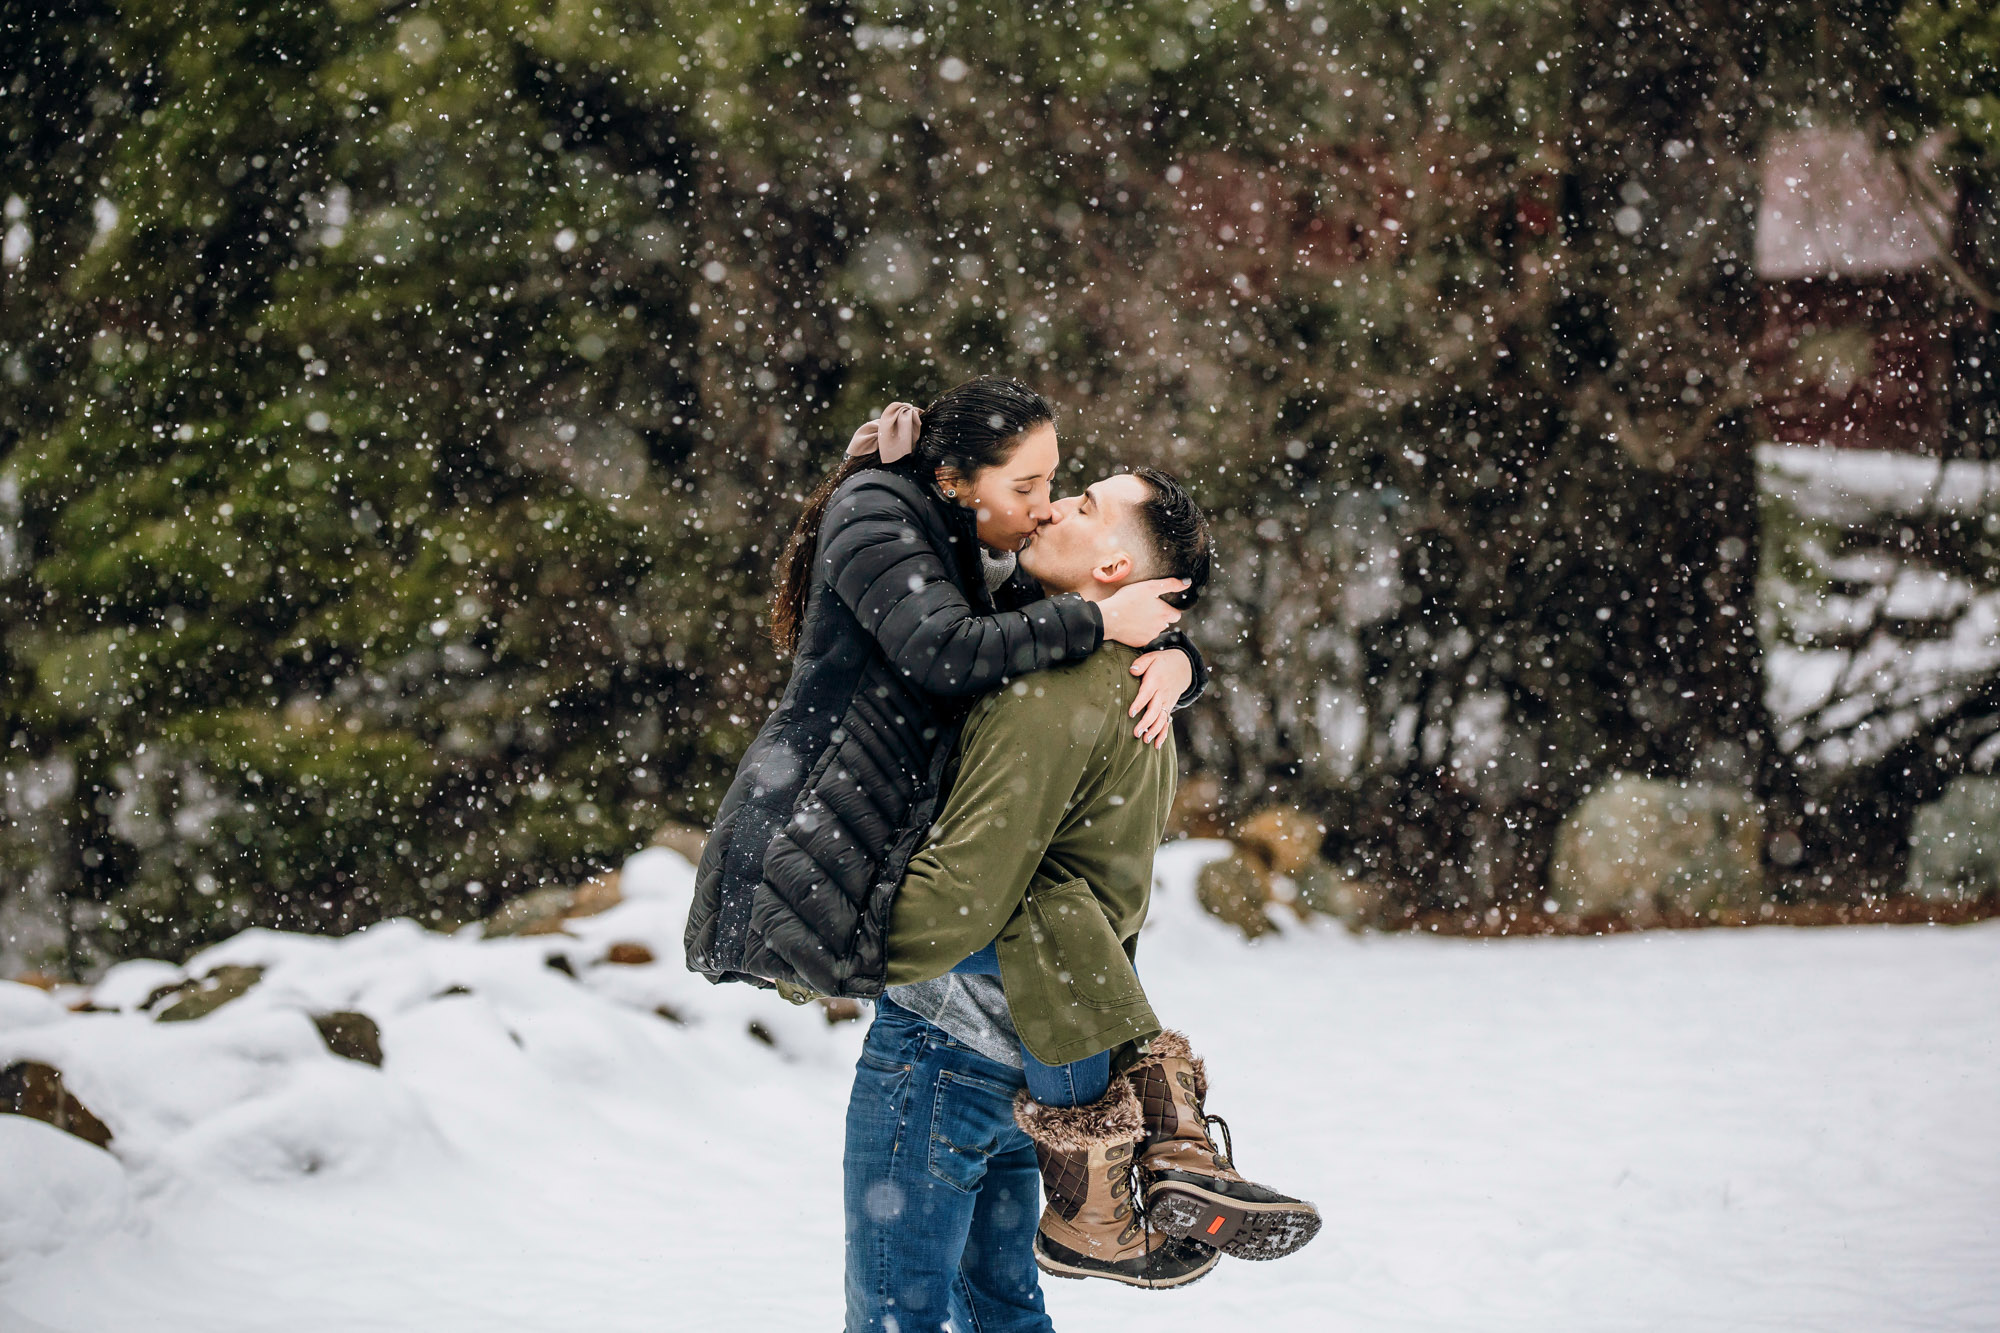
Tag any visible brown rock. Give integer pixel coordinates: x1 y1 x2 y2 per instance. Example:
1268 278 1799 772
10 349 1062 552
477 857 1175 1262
818 997 865 1024
311 1011 384 1066
1235 807 1323 875
1196 853 1279 940
140 979 186 1010
568 872 623 920
650 821 709 864
1166 775 1226 839
482 886 578 938
1294 862 1383 932
481 872 627 939
153 965 264 1023
11 971 58 991
602 941 655 966
1 1061 114 1149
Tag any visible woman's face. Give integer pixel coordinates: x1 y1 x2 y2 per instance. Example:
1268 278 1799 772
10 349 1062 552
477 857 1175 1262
947 422 1058 553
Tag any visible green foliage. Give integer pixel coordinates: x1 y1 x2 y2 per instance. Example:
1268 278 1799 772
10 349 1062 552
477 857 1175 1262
1900 0 2000 164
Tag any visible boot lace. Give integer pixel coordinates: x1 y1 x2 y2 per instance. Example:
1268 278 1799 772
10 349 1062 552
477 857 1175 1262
1121 1154 1173 1250
1203 1113 1235 1171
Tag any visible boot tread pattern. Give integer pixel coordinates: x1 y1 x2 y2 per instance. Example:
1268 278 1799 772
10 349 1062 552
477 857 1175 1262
1146 1183 1323 1262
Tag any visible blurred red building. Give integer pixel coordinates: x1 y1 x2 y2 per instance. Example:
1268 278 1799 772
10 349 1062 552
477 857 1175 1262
1753 129 1962 456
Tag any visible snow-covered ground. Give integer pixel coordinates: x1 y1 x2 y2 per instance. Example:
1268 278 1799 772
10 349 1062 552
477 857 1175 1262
1757 444 2000 525
3 842 1997 1333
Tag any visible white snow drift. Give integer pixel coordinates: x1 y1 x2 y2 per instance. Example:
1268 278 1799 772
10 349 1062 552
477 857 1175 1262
2 843 1997 1332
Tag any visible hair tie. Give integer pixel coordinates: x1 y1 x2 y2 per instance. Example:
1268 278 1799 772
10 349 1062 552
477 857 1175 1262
846 402 922 464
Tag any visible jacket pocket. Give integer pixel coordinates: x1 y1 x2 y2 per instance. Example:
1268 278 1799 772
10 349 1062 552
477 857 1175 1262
1026 877 1144 1011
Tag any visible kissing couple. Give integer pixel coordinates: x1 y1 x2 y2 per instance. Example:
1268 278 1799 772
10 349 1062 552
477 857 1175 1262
687 376 1319 1331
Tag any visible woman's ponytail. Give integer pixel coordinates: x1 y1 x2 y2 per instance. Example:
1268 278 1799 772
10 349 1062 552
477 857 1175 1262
768 376 1054 657
770 455 874 655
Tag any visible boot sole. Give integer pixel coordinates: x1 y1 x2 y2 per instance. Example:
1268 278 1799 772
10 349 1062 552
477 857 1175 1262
1033 1237 1220 1290
1145 1181 1323 1261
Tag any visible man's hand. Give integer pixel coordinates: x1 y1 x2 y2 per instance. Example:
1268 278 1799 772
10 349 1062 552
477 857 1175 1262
1098 577 1189 648
1129 648 1193 748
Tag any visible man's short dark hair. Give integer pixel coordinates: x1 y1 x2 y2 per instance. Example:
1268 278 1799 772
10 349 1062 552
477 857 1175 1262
1129 468 1212 610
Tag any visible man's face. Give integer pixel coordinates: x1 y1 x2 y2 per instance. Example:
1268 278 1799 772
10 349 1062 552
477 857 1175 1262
1019 473 1152 594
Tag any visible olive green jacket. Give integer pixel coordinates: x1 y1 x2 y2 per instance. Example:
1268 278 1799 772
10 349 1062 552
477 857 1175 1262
883 644 1175 1066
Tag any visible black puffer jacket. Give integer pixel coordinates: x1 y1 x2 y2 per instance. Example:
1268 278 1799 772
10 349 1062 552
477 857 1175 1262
684 459 1203 998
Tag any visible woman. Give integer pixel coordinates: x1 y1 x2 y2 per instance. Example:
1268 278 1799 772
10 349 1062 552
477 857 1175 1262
684 376 1200 1000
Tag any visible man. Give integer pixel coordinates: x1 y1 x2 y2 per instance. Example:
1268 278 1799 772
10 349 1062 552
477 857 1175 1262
842 469 1222 1333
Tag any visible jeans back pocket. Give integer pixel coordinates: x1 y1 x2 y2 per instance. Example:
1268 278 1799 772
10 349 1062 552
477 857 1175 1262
926 1069 1015 1193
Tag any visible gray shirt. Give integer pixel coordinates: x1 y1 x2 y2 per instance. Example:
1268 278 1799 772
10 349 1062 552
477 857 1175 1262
883 972 1022 1069
880 542 1026 1068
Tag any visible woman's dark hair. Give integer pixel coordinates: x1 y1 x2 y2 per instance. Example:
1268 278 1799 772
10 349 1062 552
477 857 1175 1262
770 376 1055 655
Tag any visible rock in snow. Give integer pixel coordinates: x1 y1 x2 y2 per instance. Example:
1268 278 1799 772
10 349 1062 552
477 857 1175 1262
0 1062 114 1149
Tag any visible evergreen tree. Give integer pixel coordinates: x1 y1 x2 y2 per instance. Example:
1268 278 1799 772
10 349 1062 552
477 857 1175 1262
2 0 788 962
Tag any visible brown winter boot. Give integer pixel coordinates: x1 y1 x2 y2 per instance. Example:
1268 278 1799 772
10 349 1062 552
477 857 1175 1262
1128 1031 1322 1261
1013 1078 1220 1289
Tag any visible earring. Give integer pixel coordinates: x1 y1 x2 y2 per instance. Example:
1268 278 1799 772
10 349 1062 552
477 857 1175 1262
945 488 956 498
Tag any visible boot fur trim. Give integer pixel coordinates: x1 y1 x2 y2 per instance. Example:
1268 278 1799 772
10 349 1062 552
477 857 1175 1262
1131 1030 1207 1100
1012 1079 1144 1153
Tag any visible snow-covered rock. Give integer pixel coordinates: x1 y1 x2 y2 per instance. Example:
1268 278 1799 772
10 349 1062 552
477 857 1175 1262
1907 777 2000 902
0 982 64 1034
1550 775 1765 920
0 1117 129 1266
85 960 184 1014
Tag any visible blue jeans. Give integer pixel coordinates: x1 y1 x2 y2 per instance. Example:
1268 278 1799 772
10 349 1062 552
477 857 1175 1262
949 944 1111 1107
844 1000 1052 1333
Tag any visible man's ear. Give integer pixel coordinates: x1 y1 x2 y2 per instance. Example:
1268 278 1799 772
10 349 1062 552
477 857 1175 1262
1090 551 1135 586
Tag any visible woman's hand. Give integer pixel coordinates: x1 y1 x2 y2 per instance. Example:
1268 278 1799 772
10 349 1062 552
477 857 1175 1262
1128 648 1194 748
1097 577 1189 649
